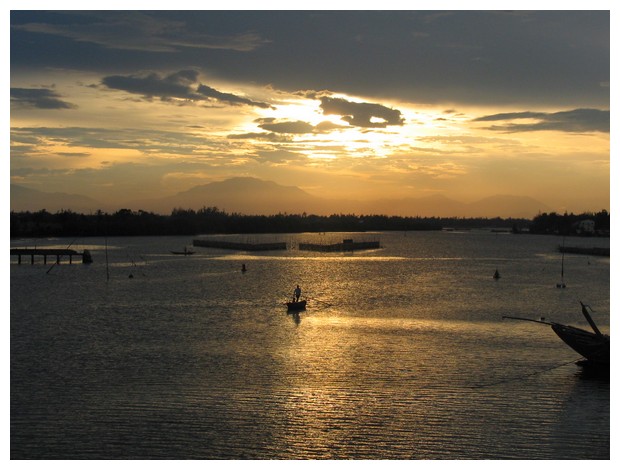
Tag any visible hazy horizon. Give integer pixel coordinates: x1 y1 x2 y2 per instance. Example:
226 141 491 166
9 7 610 216
11 176 570 219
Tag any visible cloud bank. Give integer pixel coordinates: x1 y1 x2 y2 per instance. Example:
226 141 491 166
12 12 269 53
102 69 272 108
11 88 77 110
473 108 609 133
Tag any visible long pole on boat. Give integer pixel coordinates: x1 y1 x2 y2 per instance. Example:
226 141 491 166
306 296 333 308
502 316 554 326
579 301 604 337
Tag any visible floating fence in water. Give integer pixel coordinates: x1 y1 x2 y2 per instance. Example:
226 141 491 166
558 246 609 257
192 238 287 251
297 238 381 252
192 235 381 252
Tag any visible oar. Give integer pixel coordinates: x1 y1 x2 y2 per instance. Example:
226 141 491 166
305 296 333 308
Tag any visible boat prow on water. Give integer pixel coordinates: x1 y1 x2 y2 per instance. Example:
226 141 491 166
503 301 609 369
551 323 609 366
287 300 307 312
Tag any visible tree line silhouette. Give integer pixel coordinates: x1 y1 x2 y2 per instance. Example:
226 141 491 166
528 209 609 235
9 207 609 238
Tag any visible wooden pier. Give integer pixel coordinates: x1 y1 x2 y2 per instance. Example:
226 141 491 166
11 248 93 264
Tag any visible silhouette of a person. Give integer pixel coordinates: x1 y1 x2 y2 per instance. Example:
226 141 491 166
294 285 301 302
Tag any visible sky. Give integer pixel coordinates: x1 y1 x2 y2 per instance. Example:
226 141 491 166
8 3 613 215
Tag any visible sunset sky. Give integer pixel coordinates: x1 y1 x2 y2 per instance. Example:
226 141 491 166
9 5 611 214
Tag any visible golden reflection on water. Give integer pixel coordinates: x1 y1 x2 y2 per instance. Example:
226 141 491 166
214 253 408 262
271 307 598 458
274 311 490 457
11 232 610 458
277 313 385 457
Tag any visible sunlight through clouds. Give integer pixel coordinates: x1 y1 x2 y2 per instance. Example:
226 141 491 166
10 10 609 215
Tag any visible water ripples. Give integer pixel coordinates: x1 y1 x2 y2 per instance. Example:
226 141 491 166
11 232 609 459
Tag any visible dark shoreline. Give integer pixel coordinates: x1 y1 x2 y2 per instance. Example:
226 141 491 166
10 208 609 239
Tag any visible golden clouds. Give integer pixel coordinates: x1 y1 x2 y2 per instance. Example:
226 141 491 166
10 72 609 212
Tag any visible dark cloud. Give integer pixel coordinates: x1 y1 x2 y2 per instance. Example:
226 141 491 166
197 84 272 109
56 152 91 158
11 12 269 53
258 121 314 134
474 111 545 122
10 88 76 109
11 11 609 107
102 70 271 108
10 144 38 159
12 126 219 155
228 118 347 139
320 97 404 128
293 89 332 100
102 70 203 100
314 121 349 132
473 108 609 133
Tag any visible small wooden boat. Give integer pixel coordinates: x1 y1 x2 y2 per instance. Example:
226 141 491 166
551 323 609 365
503 302 609 367
286 300 307 312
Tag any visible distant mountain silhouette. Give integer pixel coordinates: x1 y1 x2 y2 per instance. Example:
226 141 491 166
136 178 551 217
134 177 325 214
466 195 551 218
345 194 550 218
10 184 103 213
11 178 552 218
359 194 467 217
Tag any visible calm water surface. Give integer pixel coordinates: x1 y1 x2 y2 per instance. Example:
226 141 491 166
10 231 610 459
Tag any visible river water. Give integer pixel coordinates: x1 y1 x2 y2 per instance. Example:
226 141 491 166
10 231 610 459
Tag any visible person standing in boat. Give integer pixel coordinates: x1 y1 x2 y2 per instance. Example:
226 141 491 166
294 285 302 302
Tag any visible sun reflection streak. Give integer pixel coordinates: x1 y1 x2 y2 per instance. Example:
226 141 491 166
274 308 507 457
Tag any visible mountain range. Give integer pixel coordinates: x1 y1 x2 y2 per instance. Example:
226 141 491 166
11 184 103 214
10 177 551 218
